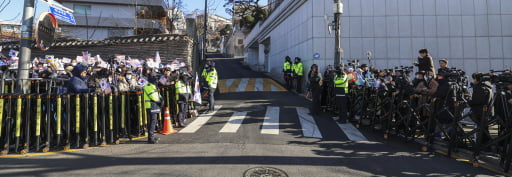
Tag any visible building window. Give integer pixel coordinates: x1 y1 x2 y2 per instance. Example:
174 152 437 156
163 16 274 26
108 29 127 37
74 5 91 15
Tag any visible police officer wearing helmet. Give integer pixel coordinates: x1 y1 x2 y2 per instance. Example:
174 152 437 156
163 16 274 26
283 56 293 89
202 61 218 113
334 66 349 123
293 57 304 93
176 72 193 127
144 75 161 144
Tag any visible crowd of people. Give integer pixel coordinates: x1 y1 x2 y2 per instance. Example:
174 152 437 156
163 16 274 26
284 48 512 145
0 56 218 144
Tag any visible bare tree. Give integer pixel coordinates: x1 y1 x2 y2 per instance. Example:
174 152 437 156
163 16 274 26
223 0 267 29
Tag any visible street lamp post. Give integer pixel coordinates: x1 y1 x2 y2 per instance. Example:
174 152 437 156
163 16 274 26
333 0 343 68
17 0 36 94
203 0 208 62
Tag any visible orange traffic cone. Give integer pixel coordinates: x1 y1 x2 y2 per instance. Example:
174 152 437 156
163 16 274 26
160 107 178 135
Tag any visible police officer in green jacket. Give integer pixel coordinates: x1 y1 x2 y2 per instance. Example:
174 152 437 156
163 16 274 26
176 72 193 127
202 61 218 113
293 57 304 93
283 56 293 89
334 66 349 123
144 75 161 144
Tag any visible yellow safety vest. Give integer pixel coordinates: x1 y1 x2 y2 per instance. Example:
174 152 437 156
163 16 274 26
334 74 349 93
144 83 160 109
203 69 218 88
283 62 292 71
175 80 191 94
293 62 303 76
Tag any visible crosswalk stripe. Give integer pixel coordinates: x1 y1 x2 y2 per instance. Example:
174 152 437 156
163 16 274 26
296 107 323 138
245 78 256 92
219 112 247 133
236 78 249 92
179 106 223 133
334 118 368 141
225 79 235 88
227 78 242 93
255 78 264 91
261 106 280 135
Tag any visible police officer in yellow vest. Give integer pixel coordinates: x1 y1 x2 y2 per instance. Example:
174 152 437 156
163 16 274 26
293 57 304 93
202 61 218 113
334 66 349 123
283 56 293 89
144 75 161 144
176 73 193 127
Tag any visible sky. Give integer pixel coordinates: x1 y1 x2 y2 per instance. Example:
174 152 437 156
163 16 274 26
0 0 268 22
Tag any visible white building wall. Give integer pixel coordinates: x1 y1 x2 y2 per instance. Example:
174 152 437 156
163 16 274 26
342 0 512 75
246 0 512 87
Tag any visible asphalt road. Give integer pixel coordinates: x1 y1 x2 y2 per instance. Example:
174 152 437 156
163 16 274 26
0 54 502 177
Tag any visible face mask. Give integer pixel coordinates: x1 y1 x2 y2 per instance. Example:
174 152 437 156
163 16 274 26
72 63 77 66
385 81 390 84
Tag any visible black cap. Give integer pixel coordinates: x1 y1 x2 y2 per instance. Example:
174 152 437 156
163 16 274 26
360 64 368 68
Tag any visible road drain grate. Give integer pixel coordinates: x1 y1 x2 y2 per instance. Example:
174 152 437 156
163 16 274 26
244 167 288 177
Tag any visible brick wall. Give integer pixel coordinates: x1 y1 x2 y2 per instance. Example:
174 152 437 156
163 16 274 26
1 37 195 66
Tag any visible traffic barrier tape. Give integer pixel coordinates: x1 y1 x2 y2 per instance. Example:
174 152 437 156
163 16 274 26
75 95 80 134
15 96 22 137
56 95 62 135
36 96 42 136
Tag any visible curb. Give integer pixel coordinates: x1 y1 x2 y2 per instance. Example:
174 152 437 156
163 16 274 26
0 136 147 159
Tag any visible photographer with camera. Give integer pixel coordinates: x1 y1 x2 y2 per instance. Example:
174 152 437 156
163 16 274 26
468 73 494 146
438 59 450 75
413 48 436 76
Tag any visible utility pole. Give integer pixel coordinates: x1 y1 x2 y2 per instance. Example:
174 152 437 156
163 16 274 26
203 0 208 62
17 0 35 94
333 0 343 67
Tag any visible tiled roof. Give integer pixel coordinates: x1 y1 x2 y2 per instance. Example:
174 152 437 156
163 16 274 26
0 34 190 49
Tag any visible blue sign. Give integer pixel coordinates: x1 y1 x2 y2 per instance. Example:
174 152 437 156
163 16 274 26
313 53 321 59
50 6 76 24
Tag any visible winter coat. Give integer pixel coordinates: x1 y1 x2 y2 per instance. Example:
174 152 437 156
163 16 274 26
67 64 90 93
468 81 494 118
415 56 436 76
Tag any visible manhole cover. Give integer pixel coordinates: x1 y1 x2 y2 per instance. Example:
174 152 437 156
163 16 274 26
243 167 288 177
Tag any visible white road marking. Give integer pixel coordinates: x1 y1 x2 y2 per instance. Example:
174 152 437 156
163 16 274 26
261 106 280 135
219 112 247 133
270 84 280 92
236 78 249 92
179 106 223 133
254 78 264 91
296 107 322 138
334 118 368 141
225 79 235 88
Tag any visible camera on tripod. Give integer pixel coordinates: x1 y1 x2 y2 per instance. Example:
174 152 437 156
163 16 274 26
394 66 414 76
347 59 359 67
478 69 512 84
